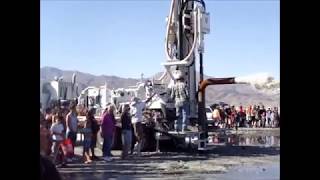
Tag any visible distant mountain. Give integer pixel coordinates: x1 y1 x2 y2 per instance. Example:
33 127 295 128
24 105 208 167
40 67 279 107
152 71 280 107
40 66 140 91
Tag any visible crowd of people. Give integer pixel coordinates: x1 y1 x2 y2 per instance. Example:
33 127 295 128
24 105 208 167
40 95 154 168
40 87 279 169
210 104 280 129
40 103 87 168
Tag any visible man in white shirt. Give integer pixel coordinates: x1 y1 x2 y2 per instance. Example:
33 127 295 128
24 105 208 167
130 95 154 156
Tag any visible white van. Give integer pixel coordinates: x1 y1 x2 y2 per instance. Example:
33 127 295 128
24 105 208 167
206 107 214 124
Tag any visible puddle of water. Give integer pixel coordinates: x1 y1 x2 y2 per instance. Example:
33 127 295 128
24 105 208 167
208 134 280 147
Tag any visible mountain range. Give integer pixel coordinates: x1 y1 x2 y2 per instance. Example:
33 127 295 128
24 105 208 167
40 66 280 107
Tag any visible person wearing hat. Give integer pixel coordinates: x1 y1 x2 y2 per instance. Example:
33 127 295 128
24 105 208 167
130 95 154 156
171 73 189 132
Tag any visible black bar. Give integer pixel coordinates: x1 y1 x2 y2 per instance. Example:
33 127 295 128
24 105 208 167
86 95 89 108
198 53 208 142
179 0 184 61
200 53 204 82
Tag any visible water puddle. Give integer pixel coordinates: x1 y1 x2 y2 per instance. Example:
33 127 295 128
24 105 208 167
208 133 280 147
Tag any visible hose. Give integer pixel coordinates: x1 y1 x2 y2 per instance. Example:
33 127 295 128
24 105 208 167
165 0 176 60
163 5 199 66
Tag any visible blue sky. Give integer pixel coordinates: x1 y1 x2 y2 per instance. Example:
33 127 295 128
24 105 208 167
41 0 279 80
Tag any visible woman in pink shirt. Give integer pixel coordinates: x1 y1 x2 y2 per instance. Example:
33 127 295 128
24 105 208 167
101 106 116 161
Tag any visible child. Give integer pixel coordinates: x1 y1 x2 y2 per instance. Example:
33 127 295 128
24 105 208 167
82 119 93 164
50 113 66 167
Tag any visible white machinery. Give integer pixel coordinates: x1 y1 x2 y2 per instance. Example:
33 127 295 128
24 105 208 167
41 73 79 110
77 80 147 113
110 81 147 108
77 83 112 110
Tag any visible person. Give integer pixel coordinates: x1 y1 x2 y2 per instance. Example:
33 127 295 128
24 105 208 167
65 103 79 161
145 80 153 99
249 105 255 127
82 116 93 164
41 111 45 123
246 106 251 127
234 107 240 130
212 107 221 127
261 111 266 128
130 93 154 155
120 104 132 159
266 107 272 127
276 108 280 127
255 106 261 128
171 75 189 132
230 106 237 128
258 105 266 128
50 113 66 167
236 106 245 129
45 108 53 130
225 106 232 129
271 107 279 128
87 108 100 160
219 106 226 128
40 155 62 180
40 119 51 157
101 105 116 161
251 105 257 128
102 103 116 158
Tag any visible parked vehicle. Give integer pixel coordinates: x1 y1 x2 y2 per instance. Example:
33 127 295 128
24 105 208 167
206 107 214 124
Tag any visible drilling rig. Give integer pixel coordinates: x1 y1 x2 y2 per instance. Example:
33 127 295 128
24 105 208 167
85 0 254 151
144 0 255 151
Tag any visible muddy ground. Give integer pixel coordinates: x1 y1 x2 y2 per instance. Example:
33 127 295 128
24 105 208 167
58 129 280 180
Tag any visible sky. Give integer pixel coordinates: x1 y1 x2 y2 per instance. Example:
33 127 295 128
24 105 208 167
40 0 279 80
